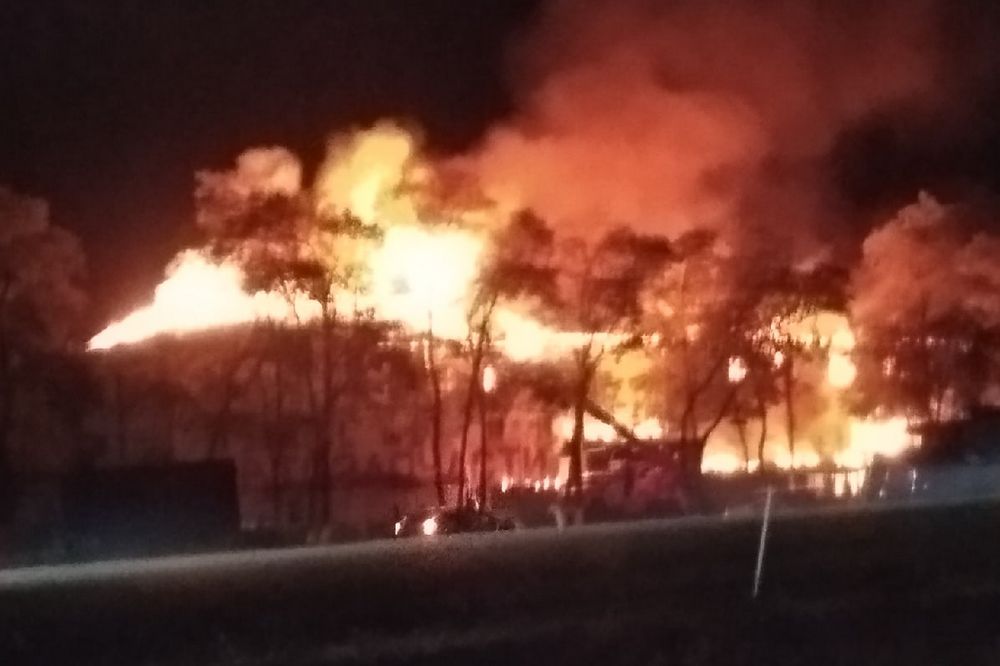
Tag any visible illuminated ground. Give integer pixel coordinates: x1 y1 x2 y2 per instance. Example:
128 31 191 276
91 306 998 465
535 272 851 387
3 500 1000 665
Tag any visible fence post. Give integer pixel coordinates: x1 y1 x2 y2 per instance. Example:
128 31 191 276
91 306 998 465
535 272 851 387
752 485 774 599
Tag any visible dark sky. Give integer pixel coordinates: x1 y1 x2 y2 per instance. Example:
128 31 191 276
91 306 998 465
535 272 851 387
0 0 540 317
3 0 1000 322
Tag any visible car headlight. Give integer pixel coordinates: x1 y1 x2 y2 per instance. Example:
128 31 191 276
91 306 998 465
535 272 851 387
394 520 402 536
421 516 438 536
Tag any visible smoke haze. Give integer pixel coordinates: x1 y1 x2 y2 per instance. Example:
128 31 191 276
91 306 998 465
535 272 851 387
471 0 946 252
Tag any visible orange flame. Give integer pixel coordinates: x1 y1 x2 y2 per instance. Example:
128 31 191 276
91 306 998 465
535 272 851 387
89 125 604 361
88 251 318 350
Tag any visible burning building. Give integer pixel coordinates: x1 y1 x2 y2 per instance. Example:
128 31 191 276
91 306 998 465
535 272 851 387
79 121 940 534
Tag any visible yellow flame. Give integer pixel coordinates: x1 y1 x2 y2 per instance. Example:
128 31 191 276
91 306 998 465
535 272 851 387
701 451 744 475
482 364 498 393
88 251 318 350
834 416 914 468
365 224 482 339
827 352 858 389
552 412 665 443
90 124 611 360
771 448 822 470
727 356 748 383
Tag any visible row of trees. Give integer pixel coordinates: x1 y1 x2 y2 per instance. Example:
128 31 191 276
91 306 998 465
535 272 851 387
1 182 998 525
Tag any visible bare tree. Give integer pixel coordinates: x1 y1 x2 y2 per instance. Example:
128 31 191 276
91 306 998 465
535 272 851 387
551 227 671 497
424 320 447 505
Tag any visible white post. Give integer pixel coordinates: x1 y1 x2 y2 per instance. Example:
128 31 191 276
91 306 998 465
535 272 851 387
752 485 774 599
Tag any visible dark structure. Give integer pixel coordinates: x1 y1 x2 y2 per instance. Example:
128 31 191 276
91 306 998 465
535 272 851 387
61 460 239 559
910 407 1000 464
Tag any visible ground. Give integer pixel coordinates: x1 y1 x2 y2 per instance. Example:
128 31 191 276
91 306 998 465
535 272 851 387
3 499 1000 665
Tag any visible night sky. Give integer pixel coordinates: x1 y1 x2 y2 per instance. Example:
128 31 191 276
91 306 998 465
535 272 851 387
0 1 540 317
3 0 1000 320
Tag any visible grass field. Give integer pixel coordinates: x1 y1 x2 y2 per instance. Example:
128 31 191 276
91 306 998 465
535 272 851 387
3 499 1000 665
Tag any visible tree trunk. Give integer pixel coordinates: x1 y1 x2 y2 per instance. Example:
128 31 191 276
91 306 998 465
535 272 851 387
477 386 488 511
456 298 495 509
456 330 488 508
566 351 592 499
311 444 331 527
427 334 445 506
114 370 128 463
783 357 795 463
320 311 335 527
0 294 12 522
756 390 768 474
677 435 707 510
274 355 289 525
735 418 750 470
206 373 237 460
456 364 480 507
268 437 283 525
257 357 285 527
676 398 696 497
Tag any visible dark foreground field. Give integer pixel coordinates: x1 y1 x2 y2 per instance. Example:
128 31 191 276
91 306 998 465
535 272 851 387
3 500 1000 665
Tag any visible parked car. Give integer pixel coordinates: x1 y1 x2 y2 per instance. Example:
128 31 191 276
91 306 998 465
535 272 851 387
394 507 516 538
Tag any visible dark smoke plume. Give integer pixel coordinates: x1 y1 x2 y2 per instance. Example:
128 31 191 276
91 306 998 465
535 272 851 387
471 0 946 255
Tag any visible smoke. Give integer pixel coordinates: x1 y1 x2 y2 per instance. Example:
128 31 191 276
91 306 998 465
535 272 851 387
851 192 1000 332
0 186 49 242
470 0 943 251
193 146 303 235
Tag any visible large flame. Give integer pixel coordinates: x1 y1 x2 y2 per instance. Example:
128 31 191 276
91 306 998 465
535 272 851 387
88 251 318 350
365 224 483 340
89 125 912 482
89 125 599 360
90 127 485 350
834 416 914 468
697 415 913 476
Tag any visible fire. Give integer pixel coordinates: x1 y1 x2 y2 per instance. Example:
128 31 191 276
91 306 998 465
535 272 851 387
834 416 914 469
826 321 858 389
481 364 498 393
552 412 664 443
90 125 488 350
88 251 318 350
771 448 822 470
727 356 748 383
87 124 914 488
314 122 419 224
493 309 626 362
88 124 605 360
757 311 860 389
701 451 744 475
366 224 483 339
827 352 858 389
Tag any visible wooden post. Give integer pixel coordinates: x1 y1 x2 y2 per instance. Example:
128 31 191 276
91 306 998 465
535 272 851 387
752 485 774 599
